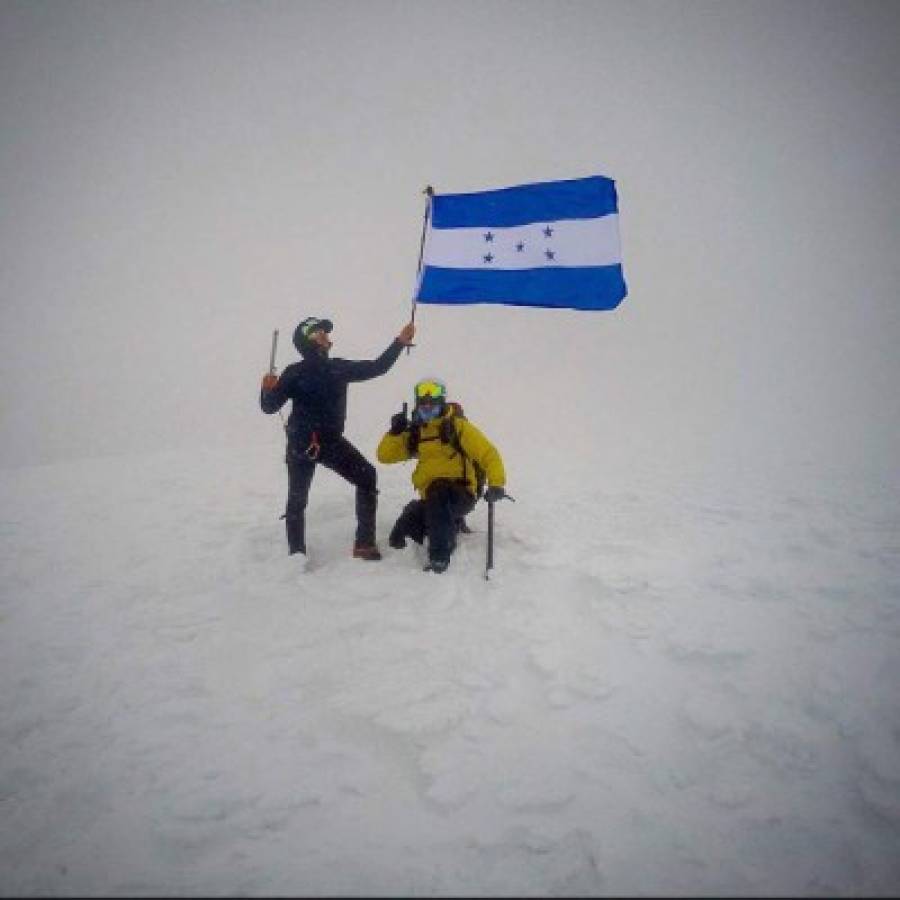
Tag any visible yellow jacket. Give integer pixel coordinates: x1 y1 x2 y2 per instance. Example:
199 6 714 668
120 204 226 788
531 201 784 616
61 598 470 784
377 407 506 499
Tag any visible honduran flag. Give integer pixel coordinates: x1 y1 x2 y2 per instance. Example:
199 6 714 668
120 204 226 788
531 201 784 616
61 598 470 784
414 175 627 311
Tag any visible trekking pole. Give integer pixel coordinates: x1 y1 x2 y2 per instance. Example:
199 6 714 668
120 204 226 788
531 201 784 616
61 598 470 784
408 185 434 355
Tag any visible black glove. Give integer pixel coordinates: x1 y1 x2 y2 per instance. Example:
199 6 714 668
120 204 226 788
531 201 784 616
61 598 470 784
484 486 506 503
389 410 409 435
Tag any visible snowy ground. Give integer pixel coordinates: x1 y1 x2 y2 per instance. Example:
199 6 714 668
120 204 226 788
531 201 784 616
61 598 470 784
1 443 899 896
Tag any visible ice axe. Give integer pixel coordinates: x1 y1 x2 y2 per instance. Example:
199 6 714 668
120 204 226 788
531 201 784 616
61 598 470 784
267 329 286 433
484 490 515 581
268 329 279 375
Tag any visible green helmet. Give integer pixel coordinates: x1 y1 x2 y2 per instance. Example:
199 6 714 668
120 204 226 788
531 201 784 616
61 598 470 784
292 316 333 356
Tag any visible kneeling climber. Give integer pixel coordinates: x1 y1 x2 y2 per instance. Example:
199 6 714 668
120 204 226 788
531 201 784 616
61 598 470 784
377 377 507 573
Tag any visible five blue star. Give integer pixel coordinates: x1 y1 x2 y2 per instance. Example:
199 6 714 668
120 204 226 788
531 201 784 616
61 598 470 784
474 230 559 263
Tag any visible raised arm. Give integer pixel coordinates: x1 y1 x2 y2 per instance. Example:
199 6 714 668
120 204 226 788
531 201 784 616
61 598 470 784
377 404 414 464
340 322 415 383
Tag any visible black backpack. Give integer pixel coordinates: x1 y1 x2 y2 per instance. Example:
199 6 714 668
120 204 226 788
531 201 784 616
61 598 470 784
407 402 486 499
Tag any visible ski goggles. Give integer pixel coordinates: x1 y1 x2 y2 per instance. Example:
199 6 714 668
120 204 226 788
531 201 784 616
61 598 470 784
299 317 333 339
415 380 446 402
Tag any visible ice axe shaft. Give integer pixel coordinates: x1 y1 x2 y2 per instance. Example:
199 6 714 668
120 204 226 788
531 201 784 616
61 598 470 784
484 494 514 581
269 329 279 374
267 329 286 433
485 499 495 580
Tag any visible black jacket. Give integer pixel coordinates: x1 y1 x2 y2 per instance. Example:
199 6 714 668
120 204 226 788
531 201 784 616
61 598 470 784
260 339 404 449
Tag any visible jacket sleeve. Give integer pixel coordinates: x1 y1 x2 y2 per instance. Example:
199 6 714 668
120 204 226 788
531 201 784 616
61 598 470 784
377 430 412 464
458 420 506 488
260 369 291 414
339 339 405 383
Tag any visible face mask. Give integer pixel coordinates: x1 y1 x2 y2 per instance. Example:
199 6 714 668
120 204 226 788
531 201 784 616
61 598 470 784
416 403 441 422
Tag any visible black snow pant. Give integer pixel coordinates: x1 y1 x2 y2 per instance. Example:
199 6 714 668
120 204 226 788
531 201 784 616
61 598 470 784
284 436 377 554
389 479 476 563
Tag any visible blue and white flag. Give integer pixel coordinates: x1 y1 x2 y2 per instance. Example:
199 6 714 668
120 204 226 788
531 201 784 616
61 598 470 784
415 175 627 311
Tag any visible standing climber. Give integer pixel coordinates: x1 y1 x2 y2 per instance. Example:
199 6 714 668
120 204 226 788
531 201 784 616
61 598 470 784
260 316 415 566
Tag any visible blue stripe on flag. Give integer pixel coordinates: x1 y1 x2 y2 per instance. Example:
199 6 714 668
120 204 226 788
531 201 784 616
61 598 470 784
416 264 627 311
431 176 618 229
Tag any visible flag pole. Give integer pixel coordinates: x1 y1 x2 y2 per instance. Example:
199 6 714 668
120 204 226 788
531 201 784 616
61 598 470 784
408 185 433 354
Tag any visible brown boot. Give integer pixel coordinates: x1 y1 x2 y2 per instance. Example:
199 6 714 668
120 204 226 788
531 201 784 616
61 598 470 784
352 542 382 561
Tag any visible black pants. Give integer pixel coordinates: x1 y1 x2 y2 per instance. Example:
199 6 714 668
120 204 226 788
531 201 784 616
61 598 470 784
284 436 377 554
390 479 475 563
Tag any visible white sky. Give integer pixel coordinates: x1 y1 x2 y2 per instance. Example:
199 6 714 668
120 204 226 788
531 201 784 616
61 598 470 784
1 0 898 479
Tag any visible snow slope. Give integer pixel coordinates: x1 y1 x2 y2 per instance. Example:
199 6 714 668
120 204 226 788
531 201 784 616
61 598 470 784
1 443 899 896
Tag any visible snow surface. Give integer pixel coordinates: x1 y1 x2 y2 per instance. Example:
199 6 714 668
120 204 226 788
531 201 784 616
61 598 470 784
3 1 899 893
2 443 899 896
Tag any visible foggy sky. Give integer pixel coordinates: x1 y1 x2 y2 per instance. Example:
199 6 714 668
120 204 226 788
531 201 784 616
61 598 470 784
2 0 899 481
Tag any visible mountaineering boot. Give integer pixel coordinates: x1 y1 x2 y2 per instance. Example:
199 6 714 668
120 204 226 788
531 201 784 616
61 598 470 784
388 522 407 550
423 557 450 574
352 542 383 561
389 499 426 550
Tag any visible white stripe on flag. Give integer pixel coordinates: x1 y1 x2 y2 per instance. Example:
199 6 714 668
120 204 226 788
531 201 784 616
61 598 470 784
423 214 622 270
